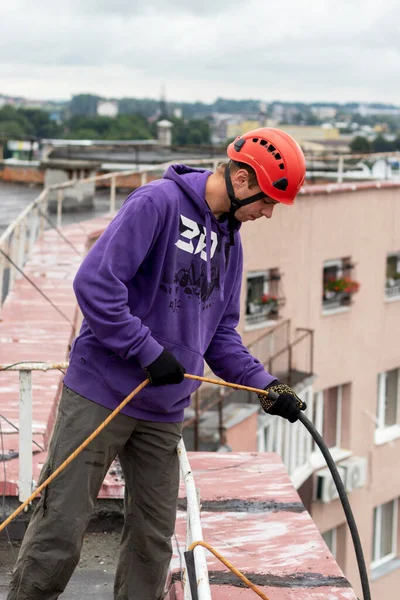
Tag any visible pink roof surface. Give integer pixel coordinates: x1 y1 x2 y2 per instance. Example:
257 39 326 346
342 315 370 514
167 452 357 599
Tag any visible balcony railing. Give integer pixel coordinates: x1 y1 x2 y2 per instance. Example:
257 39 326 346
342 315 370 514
0 158 221 316
322 292 352 311
258 393 352 489
267 327 314 387
385 280 400 298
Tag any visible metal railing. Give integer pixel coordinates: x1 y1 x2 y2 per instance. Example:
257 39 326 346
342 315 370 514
178 439 211 599
267 327 314 387
0 157 221 316
0 361 211 600
0 188 49 312
385 281 400 298
304 150 400 183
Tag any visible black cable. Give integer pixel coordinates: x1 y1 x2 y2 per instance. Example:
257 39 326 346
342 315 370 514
36 208 82 256
0 414 44 453
0 248 74 326
299 412 371 600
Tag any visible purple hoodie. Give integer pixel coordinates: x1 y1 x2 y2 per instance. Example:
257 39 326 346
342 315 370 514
64 165 276 422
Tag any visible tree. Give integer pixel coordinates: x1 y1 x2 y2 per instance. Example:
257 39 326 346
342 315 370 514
350 136 371 154
0 120 26 138
0 106 34 136
372 135 394 153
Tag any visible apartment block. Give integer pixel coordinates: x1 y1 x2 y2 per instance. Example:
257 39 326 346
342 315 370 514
184 181 400 598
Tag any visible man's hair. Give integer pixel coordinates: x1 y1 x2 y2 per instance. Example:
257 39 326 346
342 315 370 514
218 161 258 189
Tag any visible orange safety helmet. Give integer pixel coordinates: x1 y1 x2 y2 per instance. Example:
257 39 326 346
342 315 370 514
227 127 306 205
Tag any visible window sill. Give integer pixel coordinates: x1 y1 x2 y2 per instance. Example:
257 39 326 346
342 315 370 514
321 306 351 317
244 319 279 332
384 294 400 303
371 556 400 581
374 424 400 446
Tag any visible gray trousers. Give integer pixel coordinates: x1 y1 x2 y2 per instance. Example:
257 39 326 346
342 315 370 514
7 385 182 600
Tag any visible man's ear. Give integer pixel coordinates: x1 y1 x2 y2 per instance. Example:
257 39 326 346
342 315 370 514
232 168 248 189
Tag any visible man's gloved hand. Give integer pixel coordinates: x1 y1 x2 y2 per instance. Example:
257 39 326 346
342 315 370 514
143 350 186 386
258 381 307 423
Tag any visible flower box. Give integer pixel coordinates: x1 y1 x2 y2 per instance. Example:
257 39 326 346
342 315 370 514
323 277 360 309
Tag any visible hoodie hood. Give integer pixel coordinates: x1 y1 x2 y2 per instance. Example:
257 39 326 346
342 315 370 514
163 164 240 300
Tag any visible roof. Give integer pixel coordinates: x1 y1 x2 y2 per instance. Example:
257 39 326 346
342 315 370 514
169 452 357 599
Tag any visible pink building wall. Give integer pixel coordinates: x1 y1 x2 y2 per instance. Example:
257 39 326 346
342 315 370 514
227 184 400 599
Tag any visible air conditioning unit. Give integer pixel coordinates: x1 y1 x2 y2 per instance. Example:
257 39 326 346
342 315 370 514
340 456 368 493
315 467 346 504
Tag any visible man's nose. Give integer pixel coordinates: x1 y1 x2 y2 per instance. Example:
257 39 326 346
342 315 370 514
262 205 275 219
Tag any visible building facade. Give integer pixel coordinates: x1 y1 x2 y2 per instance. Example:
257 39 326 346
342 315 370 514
188 181 400 599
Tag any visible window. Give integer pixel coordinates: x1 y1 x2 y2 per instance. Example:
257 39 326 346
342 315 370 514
376 369 399 430
245 268 282 329
322 257 359 311
386 253 400 299
313 385 344 449
321 525 346 570
322 528 337 558
372 499 398 568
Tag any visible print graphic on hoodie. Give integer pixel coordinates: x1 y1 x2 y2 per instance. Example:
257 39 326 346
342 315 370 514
160 213 231 308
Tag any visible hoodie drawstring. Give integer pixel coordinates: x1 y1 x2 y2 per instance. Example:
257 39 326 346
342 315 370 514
205 211 226 303
205 211 212 286
219 239 226 302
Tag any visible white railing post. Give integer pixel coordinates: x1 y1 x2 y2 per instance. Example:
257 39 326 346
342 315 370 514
110 175 116 214
19 370 33 503
29 206 40 255
141 172 148 186
178 439 211 600
9 223 20 292
16 217 27 280
57 190 64 228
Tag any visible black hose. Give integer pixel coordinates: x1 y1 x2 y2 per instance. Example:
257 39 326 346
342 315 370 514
299 412 371 600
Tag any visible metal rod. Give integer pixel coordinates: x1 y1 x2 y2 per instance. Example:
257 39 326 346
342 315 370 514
184 551 199 600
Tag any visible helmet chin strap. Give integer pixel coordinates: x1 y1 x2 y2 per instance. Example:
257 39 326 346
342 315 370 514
224 164 266 245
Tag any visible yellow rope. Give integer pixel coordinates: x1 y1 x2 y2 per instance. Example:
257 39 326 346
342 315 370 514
188 540 271 600
0 374 273 598
0 379 149 533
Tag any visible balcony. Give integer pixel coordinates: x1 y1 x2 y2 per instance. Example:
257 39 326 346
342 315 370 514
183 321 315 453
385 278 400 299
322 290 353 311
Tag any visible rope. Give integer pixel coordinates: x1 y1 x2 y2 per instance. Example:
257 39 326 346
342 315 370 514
0 379 149 533
188 540 271 600
0 375 268 534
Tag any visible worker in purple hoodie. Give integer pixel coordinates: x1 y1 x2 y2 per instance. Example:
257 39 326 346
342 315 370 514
8 128 307 600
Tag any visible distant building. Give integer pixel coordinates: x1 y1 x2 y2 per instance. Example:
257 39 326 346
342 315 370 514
311 106 338 120
357 104 400 117
156 119 173 147
97 100 118 118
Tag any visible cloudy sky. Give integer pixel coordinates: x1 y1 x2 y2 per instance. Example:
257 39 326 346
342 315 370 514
1 0 400 105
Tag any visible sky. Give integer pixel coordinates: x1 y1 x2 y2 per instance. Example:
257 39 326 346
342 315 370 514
1 0 400 105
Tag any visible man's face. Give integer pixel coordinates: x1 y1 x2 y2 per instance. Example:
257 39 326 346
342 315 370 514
234 197 278 222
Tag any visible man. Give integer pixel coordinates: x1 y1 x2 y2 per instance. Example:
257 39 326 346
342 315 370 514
8 127 307 599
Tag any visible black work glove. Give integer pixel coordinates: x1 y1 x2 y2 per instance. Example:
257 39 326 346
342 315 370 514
258 381 307 423
143 350 186 386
